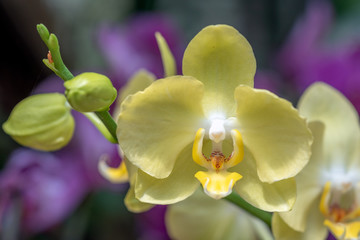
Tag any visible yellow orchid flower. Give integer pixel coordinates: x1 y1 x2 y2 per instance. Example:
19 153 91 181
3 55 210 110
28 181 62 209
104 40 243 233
273 82 360 240
166 188 273 240
116 24 312 211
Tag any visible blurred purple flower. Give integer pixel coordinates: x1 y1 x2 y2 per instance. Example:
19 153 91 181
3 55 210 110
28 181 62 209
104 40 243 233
0 149 88 233
254 70 282 95
135 206 170 240
277 1 360 112
97 13 184 89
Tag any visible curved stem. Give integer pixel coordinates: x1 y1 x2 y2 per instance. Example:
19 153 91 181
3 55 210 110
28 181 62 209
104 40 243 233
83 112 117 143
94 111 118 143
37 24 119 144
225 192 272 228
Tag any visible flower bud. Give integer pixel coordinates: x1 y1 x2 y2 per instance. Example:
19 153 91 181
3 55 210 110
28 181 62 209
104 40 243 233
64 72 117 112
2 93 74 151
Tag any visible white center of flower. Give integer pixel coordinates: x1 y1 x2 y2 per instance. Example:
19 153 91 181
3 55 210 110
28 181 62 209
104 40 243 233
209 119 226 143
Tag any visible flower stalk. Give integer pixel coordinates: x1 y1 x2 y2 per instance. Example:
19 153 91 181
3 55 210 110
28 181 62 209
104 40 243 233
225 192 272 228
37 24 118 144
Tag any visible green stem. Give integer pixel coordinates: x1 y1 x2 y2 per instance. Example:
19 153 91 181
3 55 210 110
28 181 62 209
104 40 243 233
58 64 74 81
225 192 272 228
83 112 117 143
94 111 118 143
37 24 119 144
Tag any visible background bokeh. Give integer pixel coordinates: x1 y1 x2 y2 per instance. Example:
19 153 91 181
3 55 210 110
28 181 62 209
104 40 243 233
1 0 360 239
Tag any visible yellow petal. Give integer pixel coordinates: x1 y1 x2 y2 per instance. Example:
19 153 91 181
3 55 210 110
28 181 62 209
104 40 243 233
319 182 331 217
345 222 360 239
272 213 302 240
117 76 205 178
325 220 360 240
98 155 128 183
233 147 296 212
195 171 242 200
235 85 312 183
298 82 360 169
272 208 327 240
122 157 154 213
226 129 244 168
279 122 325 232
324 220 345 239
166 189 273 240
183 25 256 116
303 121 326 175
279 185 322 232
155 32 176 77
114 69 155 118
134 144 201 204
124 183 154 213
192 128 209 168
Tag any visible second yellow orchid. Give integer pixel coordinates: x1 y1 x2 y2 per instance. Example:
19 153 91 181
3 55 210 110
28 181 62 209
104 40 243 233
273 83 360 240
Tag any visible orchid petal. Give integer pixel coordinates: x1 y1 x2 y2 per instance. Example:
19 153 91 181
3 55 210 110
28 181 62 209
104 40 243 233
235 85 312 183
272 204 327 240
279 186 322 232
155 32 176 77
166 189 273 240
134 144 201 204
117 76 205 178
298 82 360 169
117 69 155 105
124 183 154 213
233 147 296 212
121 157 154 213
113 69 155 119
279 121 325 231
183 25 256 116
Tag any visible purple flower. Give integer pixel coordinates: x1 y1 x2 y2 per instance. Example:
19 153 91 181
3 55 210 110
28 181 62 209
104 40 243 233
0 149 88 233
97 13 184 89
277 1 360 112
254 70 281 95
135 206 170 240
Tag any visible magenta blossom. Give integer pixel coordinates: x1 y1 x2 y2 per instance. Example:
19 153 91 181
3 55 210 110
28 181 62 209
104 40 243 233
0 149 88 233
135 206 170 240
277 1 360 112
97 13 184 89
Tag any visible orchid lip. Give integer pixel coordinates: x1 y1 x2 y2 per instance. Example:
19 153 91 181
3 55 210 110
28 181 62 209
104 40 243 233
192 126 244 199
319 181 360 239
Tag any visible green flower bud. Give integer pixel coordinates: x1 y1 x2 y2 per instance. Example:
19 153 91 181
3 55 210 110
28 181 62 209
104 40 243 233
2 93 74 151
64 72 117 112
